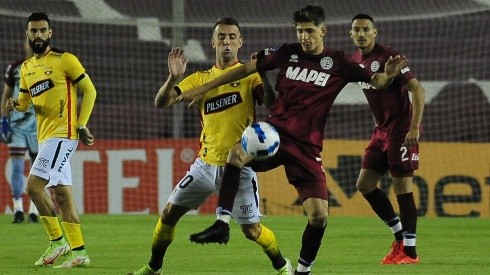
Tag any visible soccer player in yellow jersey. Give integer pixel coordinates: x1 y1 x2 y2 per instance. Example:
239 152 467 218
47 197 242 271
129 17 292 275
6 12 96 268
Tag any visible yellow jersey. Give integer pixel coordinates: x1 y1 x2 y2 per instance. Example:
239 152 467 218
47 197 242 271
19 48 95 143
177 62 263 165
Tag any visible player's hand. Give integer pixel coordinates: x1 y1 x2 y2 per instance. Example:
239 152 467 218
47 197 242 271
0 117 12 143
384 55 407 79
404 127 420 147
78 127 94 146
168 47 187 78
250 52 258 61
5 97 19 111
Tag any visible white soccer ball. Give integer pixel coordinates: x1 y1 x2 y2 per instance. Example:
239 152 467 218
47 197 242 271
241 122 280 160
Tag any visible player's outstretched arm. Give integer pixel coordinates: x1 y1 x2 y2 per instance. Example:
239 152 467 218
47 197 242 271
177 59 258 107
155 48 187 108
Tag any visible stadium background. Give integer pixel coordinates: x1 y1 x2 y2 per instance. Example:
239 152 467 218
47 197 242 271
0 0 488 217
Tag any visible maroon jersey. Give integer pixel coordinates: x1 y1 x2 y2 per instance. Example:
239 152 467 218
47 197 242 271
351 43 416 135
256 43 372 148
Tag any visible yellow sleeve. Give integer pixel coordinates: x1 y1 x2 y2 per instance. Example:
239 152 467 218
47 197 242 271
76 74 97 127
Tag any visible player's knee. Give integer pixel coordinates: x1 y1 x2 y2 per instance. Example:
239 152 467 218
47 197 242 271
241 223 261 241
307 208 328 227
356 181 374 194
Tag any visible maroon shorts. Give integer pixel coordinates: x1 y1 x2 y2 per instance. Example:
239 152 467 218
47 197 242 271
249 132 327 201
362 129 419 177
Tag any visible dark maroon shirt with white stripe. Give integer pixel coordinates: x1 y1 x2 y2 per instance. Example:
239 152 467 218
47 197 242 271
256 43 372 148
351 43 416 135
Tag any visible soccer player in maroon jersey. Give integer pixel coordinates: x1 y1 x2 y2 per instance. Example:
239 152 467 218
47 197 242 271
350 14 425 265
178 6 406 274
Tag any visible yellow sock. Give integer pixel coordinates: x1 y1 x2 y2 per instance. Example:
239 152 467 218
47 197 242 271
153 218 175 248
40 216 63 241
256 224 280 255
61 222 85 249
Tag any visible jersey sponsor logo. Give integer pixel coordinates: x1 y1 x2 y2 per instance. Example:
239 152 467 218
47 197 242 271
204 92 243 114
320 57 333 70
357 81 376 90
289 54 299 62
29 79 54 97
370 61 380 72
285 66 331 87
401 66 410 74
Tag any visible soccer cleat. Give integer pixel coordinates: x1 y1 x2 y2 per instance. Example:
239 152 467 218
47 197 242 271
53 249 90 268
276 258 293 275
392 251 420 265
28 213 39 223
189 220 230 244
128 265 162 275
34 238 70 266
12 211 25 223
380 240 403 264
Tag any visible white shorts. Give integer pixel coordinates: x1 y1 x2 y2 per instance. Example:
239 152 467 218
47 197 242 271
30 138 78 187
168 158 261 224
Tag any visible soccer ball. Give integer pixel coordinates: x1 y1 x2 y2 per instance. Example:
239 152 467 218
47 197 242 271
241 122 280 160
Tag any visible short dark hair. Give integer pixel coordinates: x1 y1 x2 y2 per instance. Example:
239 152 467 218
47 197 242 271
293 5 325 26
27 12 50 27
213 17 240 32
351 13 374 23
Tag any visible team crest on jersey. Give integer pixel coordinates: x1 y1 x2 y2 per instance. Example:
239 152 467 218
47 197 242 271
289 54 298 62
370 61 380 72
230 81 240 87
44 67 53 75
320 57 333 70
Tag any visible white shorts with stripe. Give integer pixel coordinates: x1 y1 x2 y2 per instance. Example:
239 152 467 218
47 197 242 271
30 138 78 187
168 158 261 224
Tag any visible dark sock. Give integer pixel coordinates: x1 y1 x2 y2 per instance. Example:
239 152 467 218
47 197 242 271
363 188 403 240
217 163 241 213
298 222 326 267
397 192 418 258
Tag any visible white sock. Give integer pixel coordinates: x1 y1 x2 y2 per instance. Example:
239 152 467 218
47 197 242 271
296 263 311 272
28 201 38 215
13 198 24 212
217 214 231 223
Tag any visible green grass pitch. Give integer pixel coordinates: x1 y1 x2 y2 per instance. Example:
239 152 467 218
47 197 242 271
1 214 489 274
